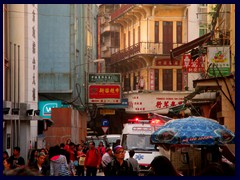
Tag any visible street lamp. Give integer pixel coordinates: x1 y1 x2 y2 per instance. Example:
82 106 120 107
72 59 105 109
73 59 105 72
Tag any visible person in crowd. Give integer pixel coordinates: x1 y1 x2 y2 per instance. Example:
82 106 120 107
8 146 25 169
84 141 101 176
4 166 42 176
49 145 70 176
76 144 86 176
104 145 133 176
3 158 12 174
197 163 225 176
98 141 106 158
138 76 145 91
60 143 69 161
3 151 9 161
82 142 89 154
64 139 71 151
127 150 139 176
97 141 106 172
28 149 39 167
101 147 113 176
66 142 76 176
31 152 49 176
147 155 181 176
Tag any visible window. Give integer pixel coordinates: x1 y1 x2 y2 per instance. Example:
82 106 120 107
133 72 137 90
133 28 135 45
163 69 173 91
111 31 120 47
176 22 182 44
138 26 140 43
155 21 159 43
124 75 130 91
128 31 130 47
124 33 126 49
177 69 182 91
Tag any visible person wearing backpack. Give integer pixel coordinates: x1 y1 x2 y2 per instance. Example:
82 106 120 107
104 145 133 176
84 141 101 176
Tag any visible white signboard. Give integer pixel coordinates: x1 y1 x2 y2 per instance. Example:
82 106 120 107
125 92 189 114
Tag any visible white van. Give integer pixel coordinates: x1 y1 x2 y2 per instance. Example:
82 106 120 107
100 134 121 148
120 119 164 175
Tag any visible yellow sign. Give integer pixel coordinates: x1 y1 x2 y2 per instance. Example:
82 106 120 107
100 109 115 115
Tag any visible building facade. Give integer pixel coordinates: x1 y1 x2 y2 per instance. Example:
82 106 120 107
38 4 99 143
97 4 235 135
3 4 42 160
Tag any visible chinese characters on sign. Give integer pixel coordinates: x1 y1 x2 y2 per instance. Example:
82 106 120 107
88 84 121 104
32 5 37 101
149 69 155 90
182 54 205 73
127 95 184 112
88 73 121 83
155 59 180 66
88 73 122 104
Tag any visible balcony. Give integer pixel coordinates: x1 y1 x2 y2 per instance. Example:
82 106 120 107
111 42 183 62
110 4 135 21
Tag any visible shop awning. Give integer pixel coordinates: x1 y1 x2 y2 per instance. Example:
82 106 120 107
170 32 212 59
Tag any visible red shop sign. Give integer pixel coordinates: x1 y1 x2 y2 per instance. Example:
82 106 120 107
88 84 121 103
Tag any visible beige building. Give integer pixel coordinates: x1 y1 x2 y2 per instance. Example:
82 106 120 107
3 4 43 161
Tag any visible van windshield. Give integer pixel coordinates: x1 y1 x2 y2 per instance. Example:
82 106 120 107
122 134 156 151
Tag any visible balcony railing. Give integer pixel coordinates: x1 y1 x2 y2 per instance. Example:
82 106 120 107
111 42 183 62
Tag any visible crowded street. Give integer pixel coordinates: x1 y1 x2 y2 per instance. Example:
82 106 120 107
3 4 235 176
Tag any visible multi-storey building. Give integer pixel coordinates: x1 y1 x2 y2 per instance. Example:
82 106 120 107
103 4 195 117
38 4 99 146
98 4 235 136
3 4 42 160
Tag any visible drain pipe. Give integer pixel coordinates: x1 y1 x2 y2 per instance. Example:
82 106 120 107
17 45 20 146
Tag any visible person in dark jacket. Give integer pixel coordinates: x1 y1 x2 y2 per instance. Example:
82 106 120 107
31 152 49 176
104 145 133 176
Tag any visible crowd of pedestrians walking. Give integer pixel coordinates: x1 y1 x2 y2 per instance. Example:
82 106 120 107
3 139 235 176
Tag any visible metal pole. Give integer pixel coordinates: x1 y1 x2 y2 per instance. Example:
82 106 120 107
10 120 13 152
14 44 16 108
14 119 17 147
18 45 20 107
9 42 12 101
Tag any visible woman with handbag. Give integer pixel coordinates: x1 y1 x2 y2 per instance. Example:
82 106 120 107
76 144 86 176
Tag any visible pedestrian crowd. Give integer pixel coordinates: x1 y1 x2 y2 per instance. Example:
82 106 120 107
3 139 235 176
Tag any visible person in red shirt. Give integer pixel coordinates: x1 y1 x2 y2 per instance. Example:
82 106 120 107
97 141 106 172
84 141 101 176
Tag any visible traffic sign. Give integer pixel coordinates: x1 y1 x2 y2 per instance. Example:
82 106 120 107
101 127 109 134
101 119 109 127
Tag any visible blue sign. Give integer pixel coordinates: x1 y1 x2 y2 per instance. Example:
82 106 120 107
38 101 62 118
101 119 109 127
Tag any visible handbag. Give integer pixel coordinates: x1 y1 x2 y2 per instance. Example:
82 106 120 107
78 156 86 166
59 158 70 176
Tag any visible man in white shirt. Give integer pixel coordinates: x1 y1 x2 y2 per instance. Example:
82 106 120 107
101 148 113 175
